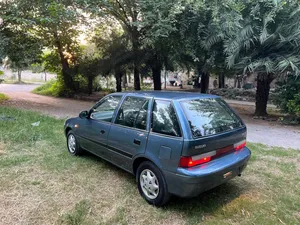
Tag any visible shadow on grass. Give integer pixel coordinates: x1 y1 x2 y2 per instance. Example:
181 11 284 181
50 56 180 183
80 151 251 221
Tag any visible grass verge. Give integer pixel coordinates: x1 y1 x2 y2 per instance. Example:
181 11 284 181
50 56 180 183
0 107 299 225
0 93 9 102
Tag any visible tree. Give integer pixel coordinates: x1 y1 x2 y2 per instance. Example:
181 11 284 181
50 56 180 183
138 0 183 90
1 31 42 82
225 0 300 117
0 0 84 91
174 0 242 93
82 0 142 90
80 0 183 91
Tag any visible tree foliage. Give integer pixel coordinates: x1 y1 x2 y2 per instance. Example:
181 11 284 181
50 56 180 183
224 0 300 116
1 0 300 117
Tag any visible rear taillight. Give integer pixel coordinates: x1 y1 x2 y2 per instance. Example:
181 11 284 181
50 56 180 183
234 140 246 151
179 139 246 168
179 155 212 168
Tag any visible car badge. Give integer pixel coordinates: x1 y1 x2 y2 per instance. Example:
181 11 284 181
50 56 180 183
195 144 206 149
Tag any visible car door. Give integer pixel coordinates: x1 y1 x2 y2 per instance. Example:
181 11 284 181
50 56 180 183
107 96 151 172
77 95 123 160
146 100 184 172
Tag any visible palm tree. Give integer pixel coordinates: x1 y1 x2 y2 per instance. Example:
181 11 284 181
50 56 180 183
225 0 300 117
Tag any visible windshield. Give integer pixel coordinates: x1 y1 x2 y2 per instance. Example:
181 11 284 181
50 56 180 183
180 98 243 138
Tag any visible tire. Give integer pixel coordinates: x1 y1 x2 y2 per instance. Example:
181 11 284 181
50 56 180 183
136 161 171 206
67 130 83 156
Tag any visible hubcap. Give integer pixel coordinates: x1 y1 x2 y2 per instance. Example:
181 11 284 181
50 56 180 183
140 169 159 199
68 134 76 153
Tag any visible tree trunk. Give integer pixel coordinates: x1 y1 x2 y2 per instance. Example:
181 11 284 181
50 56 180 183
152 65 162 91
44 70 47 82
200 72 209 93
140 74 143 85
237 77 241 88
218 72 225 88
134 62 141 90
17 69 22 82
255 73 274 117
53 31 74 91
132 29 141 91
115 69 122 92
87 76 93 95
164 70 167 89
122 71 127 89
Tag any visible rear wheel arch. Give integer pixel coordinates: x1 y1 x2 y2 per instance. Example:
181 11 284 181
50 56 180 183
133 156 161 176
133 157 149 176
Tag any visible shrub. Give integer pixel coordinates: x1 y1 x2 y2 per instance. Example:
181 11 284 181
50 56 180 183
0 93 9 101
210 88 278 103
287 93 300 116
274 75 300 115
32 79 67 97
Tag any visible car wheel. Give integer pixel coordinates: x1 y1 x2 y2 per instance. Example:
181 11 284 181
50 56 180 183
137 161 171 206
67 130 83 156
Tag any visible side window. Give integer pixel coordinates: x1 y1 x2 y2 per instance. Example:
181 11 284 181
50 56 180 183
90 95 122 122
115 96 149 130
152 100 181 137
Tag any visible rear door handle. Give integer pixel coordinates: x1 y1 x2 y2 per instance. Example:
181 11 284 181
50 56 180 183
133 139 141 145
100 130 105 134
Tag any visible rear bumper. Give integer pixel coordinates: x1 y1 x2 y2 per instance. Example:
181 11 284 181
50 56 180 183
163 147 251 198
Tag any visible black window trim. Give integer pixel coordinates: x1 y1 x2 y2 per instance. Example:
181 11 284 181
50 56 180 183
150 99 183 138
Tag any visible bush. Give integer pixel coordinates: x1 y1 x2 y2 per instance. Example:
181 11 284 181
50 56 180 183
32 79 67 97
274 75 300 116
287 93 300 116
0 93 9 102
210 88 278 103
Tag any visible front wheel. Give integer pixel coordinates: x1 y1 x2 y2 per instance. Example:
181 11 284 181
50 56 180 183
67 131 83 156
137 161 171 206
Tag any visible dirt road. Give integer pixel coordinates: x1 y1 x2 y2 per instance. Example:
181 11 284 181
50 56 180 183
1 84 299 149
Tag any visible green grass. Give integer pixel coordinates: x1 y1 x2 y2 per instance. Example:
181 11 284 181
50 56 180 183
32 79 63 97
0 93 9 102
0 106 300 225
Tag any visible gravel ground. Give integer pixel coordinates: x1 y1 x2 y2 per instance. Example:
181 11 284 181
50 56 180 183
1 84 299 149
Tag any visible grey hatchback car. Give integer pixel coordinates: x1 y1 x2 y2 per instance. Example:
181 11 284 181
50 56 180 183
64 91 251 206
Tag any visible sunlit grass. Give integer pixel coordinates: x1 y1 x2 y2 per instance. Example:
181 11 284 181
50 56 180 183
0 93 9 102
0 107 299 225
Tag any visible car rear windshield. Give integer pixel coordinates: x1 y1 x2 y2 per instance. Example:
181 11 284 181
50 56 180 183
180 98 243 138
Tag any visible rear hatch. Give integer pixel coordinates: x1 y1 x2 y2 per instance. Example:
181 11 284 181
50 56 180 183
179 98 247 167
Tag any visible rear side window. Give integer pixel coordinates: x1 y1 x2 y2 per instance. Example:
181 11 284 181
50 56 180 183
181 98 243 138
115 96 149 130
152 100 181 137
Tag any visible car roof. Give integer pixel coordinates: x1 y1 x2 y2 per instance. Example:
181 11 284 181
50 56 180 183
113 91 219 101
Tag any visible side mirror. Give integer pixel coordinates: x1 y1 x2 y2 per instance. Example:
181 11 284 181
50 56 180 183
79 110 89 119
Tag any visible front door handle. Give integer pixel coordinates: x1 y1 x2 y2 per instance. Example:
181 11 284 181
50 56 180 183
133 139 141 145
100 130 105 134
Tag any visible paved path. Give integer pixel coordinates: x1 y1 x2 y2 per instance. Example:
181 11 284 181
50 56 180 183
0 84 92 118
1 84 299 149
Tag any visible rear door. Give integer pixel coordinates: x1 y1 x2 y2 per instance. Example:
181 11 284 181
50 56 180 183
107 96 151 172
145 100 184 173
